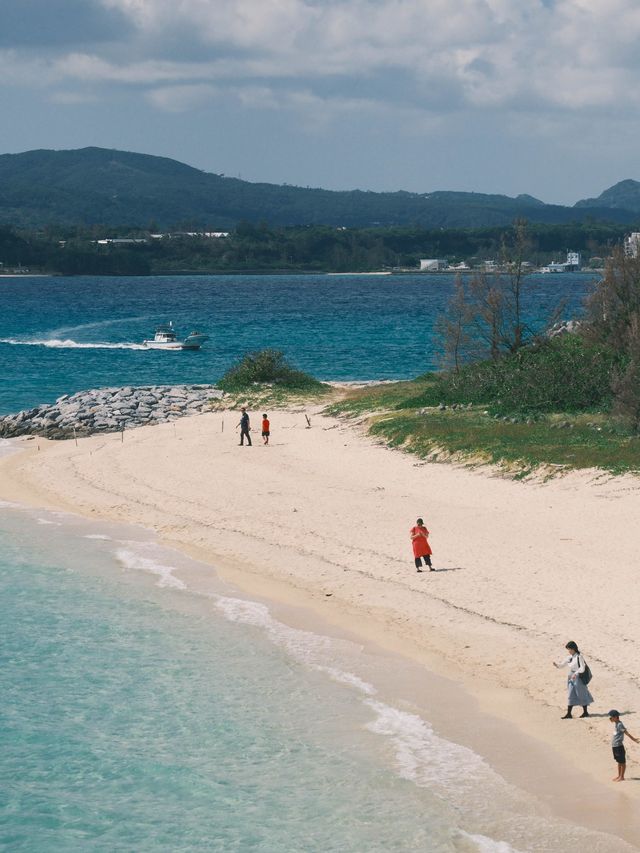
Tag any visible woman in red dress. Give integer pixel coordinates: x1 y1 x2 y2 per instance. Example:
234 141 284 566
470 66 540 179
410 518 433 572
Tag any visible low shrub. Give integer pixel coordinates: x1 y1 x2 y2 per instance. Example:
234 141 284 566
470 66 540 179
217 349 325 392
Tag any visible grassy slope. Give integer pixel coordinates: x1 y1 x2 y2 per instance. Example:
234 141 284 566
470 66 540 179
326 379 640 475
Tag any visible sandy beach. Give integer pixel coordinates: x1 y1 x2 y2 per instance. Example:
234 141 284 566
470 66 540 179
2 405 640 846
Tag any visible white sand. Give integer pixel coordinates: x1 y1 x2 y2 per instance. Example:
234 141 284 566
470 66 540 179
2 406 640 839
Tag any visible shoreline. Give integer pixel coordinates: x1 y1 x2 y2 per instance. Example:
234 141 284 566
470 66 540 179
2 409 640 847
2 499 634 850
0 269 603 279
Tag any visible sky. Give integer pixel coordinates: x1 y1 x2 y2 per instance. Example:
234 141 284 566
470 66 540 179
0 0 638 206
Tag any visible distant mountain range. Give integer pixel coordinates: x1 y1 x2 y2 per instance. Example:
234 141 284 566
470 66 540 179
574 179 640 213
0 147 638 229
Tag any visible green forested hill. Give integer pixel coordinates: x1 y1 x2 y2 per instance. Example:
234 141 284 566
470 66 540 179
0 146 637 228
574 179 640 213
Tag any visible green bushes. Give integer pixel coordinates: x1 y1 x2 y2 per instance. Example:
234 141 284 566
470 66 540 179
405 335 621 414
217 349 325 392
584 248 640 430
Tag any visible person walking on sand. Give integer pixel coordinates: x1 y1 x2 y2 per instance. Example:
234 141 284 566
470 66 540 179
237 407 252 446
608 710 639 781
410 518 433 572
553 641 594 718
261 413 270 445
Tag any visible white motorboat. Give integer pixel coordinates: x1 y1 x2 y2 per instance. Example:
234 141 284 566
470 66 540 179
142 323 209 350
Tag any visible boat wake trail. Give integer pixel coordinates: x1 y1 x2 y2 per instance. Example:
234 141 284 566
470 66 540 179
0 338 147 350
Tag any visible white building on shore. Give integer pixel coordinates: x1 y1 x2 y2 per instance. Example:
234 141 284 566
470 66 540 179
540 251 581 273
624 233 640 258
419 258 448 271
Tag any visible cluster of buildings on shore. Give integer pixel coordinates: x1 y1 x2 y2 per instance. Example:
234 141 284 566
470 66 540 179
418 250 584 274
417 232 640 273
91 231 230 246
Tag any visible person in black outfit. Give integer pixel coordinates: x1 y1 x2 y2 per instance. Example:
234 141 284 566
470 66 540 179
237 407 252 446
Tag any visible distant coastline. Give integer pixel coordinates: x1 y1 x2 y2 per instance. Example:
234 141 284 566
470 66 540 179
0 268 604 278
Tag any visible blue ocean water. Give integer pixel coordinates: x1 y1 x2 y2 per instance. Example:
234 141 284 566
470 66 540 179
0 500 633 853
0 273 596 414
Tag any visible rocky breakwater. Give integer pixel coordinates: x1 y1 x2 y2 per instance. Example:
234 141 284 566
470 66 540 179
0 384 224 440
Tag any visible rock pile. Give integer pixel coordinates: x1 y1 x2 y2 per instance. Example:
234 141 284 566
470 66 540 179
0 384 224 440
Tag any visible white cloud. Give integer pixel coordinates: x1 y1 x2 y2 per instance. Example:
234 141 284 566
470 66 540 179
53 53 211 84
49 91 100 105
6 0 640 121
147 83 219 111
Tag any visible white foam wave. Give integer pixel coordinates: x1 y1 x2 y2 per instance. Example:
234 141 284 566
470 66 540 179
213 595 376 695
36 518 60 525
460 832 522 853
316 666 377 695
213 594 532 850
361 701 540 849
0 337 146 350
83 533 112 540
363 699 498 791
112 578 587 850
115 547 186 589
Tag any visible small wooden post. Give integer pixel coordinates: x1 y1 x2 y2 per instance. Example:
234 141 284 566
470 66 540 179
305 414 311 429
73 426 78 447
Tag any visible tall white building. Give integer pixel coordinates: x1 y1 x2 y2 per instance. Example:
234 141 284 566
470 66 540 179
565 251 581 270
624 233 640 258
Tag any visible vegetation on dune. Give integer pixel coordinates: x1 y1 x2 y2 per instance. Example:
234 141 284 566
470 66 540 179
408 337 620 414
329 374 640 475
370 410 640 476
329 241 640 474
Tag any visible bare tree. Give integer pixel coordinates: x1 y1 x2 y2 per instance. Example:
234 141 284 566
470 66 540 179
500 218 531 353
585 246 640 355
436 275 473 371
468 271 506 359
438 220 563 366
587 248 640 429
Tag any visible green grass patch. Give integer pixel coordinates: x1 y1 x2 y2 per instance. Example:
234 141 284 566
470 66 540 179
325 379 438 417
329 382 640 474
368 409 640 474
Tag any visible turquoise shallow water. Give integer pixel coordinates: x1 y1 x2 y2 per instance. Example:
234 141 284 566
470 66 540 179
0 499 633 853
0 273 595 414
0 508 448 852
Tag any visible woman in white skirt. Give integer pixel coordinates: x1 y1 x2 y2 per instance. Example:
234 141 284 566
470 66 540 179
553 640 594 718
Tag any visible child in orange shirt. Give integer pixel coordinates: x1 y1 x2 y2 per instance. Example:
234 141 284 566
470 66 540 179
262 414 270 445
